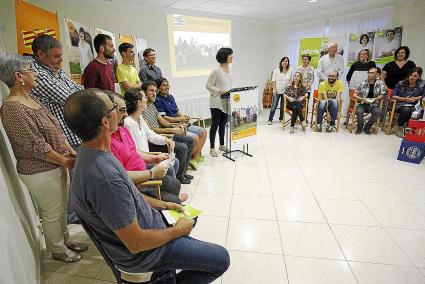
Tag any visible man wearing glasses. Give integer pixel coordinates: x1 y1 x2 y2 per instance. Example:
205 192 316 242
138 48 162 83
63 89 229 283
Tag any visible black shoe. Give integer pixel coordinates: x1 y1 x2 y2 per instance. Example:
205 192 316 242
179 177 191 184
364 128 371 135
317 124 322 132
184 174 194 180
355 126 363 135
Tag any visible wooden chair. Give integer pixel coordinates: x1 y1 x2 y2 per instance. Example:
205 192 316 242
77 214 176 284
136 152 163 200
382 89 397 135
281 97 309 130
347 96 384 134
310 90 343 132
345 89 356 127
262 76 273 108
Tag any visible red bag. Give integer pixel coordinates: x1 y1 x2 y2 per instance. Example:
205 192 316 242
405 120 425 143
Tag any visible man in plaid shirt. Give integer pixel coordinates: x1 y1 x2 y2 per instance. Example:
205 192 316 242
30 34 83 148
30 34 83 223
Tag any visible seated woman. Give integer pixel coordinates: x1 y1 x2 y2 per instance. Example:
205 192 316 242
0 53 87 263
154 77 207 169
283 72 308 134
391 67 423 138
123 88 191 184
107 91 187 203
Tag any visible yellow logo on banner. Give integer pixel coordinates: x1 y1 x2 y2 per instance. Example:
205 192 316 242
233 93 240 103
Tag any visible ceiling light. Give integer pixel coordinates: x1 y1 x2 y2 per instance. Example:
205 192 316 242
308 0 318 3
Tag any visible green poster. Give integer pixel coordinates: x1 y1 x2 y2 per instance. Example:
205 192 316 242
298 37 322 68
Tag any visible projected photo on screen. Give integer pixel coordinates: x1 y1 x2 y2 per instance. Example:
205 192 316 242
167 14 231 77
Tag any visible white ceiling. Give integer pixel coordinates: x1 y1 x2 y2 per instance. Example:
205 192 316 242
48 0 396 22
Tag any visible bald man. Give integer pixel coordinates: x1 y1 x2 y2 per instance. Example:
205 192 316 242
317 42 345 82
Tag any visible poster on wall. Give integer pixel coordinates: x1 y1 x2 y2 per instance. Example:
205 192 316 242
64 18 94 81
230 89 258 148
347 32 375 66
298 37 321 68
15 0 60 55
320 36 346 58
135 36 148 71
373 26 402 65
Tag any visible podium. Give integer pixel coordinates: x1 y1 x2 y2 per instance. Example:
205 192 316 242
221 86 258 162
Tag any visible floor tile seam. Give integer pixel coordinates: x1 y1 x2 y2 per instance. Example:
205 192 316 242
266 146 290 284
354 189 421 268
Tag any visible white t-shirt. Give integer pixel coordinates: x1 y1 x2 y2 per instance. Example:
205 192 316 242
378 40 400 57
124 115 166 152
272 67 292 94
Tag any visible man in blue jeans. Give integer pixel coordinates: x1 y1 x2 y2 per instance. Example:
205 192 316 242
317 71 344 132
64 89 230 283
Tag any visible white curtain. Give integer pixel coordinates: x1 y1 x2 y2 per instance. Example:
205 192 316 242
274 5 395 117
329 6 395 35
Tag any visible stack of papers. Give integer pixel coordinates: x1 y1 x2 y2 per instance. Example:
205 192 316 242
162 204 202 225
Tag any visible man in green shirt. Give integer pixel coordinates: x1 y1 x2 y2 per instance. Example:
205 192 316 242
116 43 142 96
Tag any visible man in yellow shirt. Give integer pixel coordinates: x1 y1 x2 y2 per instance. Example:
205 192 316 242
317 70 344 132
116 43 142 96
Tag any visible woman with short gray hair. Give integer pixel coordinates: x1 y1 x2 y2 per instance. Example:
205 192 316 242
0 53 87 262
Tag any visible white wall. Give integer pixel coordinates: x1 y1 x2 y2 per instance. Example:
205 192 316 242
394 0 425 68
5 0 273 118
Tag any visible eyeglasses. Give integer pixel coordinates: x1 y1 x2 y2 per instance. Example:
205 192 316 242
118 107 127 113
108 102 118 114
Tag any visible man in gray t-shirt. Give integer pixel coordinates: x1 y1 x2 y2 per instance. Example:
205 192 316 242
64 89 229 281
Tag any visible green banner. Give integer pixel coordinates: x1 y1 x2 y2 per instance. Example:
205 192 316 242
298 37 322 68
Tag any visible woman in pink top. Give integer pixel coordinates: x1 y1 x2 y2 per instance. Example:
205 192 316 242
0 53 87 262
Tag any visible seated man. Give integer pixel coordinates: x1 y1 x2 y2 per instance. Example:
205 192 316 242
154 77 207 167
64 89 229 281
353 67 386 135
317 71 344 132
107 91 188 203
122 88 192 184
142 81 196 174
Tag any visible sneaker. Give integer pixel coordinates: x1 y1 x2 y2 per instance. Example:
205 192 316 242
267 121 272 125
184 174 194 180
317 124 322 132
178 177 191 184
197 155 205 162
218 145 228 152
289 127 295 134
189 159 198 170
355 128 362 135
301 121 307 131
210 149 218 157
326 124 332 133
395 127 405 138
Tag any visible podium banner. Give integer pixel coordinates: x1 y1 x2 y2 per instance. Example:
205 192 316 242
229 89 258 148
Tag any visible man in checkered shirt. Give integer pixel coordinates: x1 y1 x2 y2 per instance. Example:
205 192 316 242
30 34 83 224
30 34 83 148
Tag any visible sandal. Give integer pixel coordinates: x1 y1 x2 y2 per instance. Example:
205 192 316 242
65 241 88 252
52 250 82 263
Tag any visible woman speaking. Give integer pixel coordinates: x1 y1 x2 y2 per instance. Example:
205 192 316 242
206 47 233 157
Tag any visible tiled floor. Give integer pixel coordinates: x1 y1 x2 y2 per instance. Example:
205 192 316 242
44 112 425 283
